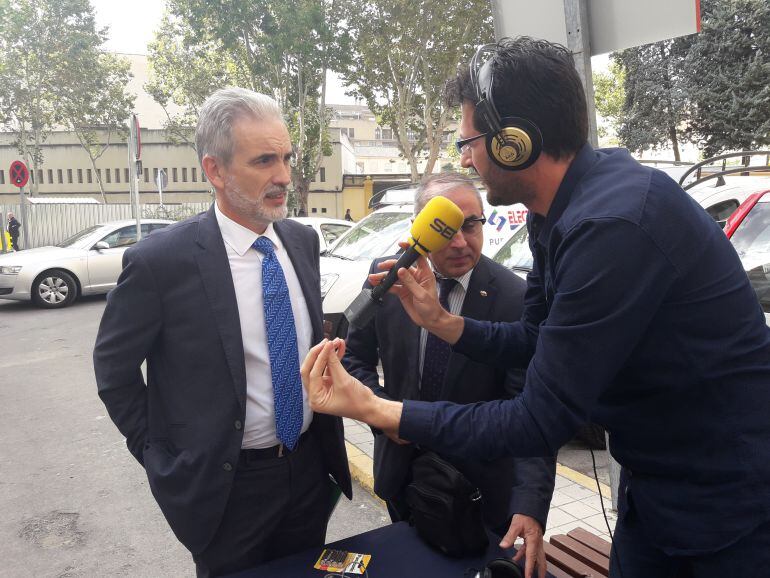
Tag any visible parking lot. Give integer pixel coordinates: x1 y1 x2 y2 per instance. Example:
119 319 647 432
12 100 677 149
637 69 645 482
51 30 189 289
0 297 388 577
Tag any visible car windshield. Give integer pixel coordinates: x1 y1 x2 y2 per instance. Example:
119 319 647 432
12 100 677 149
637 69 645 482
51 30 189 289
328 211 410 261
730 200 770 312
56 225 103 248
492 225 533 271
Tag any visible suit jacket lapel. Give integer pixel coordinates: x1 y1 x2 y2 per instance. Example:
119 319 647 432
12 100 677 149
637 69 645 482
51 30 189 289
402 305 423 400
194 205 248 410
274 220 324 343
440 258 497 400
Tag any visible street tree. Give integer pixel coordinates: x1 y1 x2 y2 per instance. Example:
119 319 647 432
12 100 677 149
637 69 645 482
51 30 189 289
0 0 135 198
612 37 692 161
147 0 349 214
339 0 494 181
59 51 134 202
685 0 770 157
592 61 625 145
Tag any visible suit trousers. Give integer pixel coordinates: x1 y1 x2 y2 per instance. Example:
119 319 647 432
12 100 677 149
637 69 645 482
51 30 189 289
193 432 331 577
609 497 770 578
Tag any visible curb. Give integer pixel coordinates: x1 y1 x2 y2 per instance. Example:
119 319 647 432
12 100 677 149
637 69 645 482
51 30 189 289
345 442 611 501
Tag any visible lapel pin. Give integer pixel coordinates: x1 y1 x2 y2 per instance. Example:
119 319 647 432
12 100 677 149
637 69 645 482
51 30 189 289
479 290 488 297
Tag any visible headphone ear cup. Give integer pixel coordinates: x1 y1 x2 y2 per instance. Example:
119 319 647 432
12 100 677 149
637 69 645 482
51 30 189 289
484 557 524 578
485 117 543 171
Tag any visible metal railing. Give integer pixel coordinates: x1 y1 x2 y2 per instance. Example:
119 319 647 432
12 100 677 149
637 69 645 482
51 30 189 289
0 202 210 250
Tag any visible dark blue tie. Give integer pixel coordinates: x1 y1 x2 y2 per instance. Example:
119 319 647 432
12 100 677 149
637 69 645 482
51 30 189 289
420 277 457 402
252 236 303 451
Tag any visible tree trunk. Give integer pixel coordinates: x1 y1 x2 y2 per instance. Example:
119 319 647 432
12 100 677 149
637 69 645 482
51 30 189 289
295 178 310 216
668 125 681 162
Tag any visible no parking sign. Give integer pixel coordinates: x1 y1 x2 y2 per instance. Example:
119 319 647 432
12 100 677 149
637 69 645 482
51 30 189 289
9 160 29 188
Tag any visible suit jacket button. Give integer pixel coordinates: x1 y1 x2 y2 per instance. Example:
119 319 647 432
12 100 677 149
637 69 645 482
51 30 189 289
234 420 242 430
222 462 233 472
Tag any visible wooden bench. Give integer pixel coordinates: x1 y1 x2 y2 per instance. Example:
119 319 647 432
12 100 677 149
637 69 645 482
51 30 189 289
544 527 612 578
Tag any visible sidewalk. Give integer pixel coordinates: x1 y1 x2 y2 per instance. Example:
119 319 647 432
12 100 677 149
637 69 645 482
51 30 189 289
343 418 617 542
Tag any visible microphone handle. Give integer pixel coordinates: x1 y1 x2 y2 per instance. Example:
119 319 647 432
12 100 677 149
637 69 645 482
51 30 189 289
370 245 421 301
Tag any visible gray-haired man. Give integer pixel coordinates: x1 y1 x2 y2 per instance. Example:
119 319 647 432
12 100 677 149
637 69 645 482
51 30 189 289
94 87 351 576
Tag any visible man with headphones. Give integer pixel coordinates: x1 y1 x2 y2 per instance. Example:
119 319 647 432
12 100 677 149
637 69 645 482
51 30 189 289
302 37 770 578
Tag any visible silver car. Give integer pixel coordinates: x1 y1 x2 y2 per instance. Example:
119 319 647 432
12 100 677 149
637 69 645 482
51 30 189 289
0 219 173 308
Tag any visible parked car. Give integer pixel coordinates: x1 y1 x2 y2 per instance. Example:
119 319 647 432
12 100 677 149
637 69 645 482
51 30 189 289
320 184 528 339
0 219 173 308
724 189 770 325
290 216 354 252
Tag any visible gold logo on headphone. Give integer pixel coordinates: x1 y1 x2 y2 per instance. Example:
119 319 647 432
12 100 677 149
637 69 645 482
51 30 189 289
491 127 533 167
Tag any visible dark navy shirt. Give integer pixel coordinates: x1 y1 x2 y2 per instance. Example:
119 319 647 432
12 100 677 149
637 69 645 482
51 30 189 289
400 144 770 554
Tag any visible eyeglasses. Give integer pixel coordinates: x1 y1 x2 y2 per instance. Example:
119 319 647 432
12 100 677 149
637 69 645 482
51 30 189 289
455 133 487 155
460 215 486 234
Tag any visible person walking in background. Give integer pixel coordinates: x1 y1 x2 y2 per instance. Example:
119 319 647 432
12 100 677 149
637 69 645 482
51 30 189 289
94 87 351 577
7 212 21 251
344 208 353 221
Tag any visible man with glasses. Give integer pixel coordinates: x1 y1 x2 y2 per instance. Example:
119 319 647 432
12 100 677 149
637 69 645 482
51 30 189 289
342 172 555 568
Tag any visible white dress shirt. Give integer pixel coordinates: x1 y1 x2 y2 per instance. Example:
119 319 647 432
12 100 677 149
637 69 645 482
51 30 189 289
215 203 313 449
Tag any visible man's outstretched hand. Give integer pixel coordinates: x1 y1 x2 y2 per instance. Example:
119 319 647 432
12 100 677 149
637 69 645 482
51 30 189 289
368 245 464 344
301 339 404 438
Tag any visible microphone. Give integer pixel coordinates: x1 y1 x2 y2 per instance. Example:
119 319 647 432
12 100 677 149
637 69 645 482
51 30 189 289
344 196 465 329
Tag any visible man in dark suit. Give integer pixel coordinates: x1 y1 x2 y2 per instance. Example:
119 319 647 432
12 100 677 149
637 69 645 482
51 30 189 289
94 87 351 577
343 173 555 569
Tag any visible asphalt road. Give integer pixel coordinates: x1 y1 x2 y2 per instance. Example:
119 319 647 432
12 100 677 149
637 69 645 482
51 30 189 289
0 296 388 577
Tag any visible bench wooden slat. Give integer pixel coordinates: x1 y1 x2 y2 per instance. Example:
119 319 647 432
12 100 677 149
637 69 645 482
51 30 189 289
566 527 612 559
543 541 608 577
550 535 610 575
545 564 581 578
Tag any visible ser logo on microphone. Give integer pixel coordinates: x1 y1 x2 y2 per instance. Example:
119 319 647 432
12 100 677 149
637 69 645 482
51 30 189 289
429 218 458 240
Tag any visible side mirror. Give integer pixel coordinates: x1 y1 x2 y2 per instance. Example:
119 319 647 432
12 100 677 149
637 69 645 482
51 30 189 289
94 241 110 251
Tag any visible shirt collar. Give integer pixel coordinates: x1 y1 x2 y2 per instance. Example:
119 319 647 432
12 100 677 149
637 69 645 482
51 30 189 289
214 201 283 256
435 266 473 293
533 142 598 244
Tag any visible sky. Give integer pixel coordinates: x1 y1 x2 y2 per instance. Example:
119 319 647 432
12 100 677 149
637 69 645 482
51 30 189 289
89 0 356 105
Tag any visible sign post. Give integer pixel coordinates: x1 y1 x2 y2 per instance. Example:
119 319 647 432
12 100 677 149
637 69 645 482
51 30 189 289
9 160 30 251
127 114 142 241
156 169 168 208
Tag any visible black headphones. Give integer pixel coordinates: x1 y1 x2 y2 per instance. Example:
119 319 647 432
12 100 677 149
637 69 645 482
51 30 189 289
469 44 543 171
468 557 524 578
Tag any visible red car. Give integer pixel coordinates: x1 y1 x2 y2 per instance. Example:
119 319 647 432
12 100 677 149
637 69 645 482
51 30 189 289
724 187 770 323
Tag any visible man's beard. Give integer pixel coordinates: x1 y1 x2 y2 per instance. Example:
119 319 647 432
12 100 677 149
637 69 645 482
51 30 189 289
223 177 288 225
483 166 535 207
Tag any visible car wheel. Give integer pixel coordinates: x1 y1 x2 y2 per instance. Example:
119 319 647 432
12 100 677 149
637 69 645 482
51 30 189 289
32 270 79 309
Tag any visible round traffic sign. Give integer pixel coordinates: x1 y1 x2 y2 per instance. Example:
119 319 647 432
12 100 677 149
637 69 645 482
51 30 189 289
10 160 29 188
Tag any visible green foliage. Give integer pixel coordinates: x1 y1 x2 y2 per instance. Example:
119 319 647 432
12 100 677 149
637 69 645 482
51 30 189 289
339 0 493 180
592 62 625 143
610 0 770 159
0 0 135 197
613 37 692 160
685 0 770 157
147 0 351 212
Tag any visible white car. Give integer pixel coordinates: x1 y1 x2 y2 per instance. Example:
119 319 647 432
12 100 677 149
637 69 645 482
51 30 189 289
319 186 528 338
686 175 770 228
0 219 173 308
290 217 354 252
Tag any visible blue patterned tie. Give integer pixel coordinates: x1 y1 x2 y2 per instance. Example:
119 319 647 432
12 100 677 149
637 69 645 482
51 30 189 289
420 277 457 402
252 236 303 451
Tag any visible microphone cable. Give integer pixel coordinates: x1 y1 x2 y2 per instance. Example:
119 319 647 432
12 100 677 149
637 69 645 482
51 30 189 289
590 447 624 578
